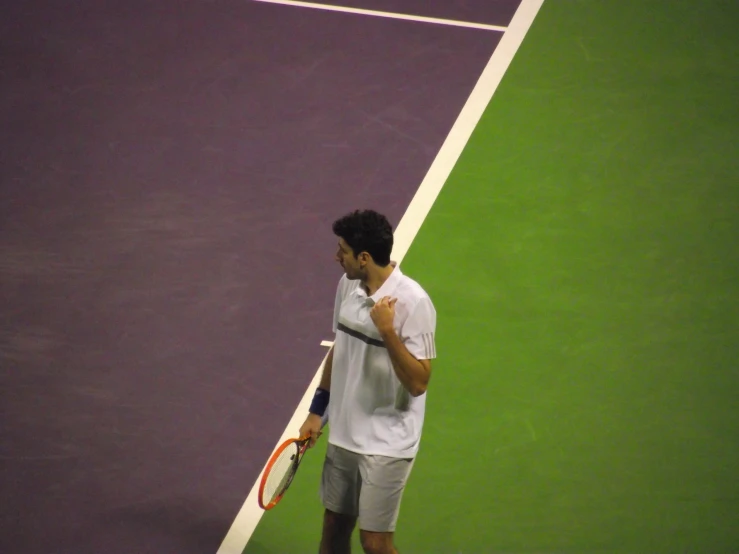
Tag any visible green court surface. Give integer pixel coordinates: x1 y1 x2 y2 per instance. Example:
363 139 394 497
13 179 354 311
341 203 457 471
245 1 739 552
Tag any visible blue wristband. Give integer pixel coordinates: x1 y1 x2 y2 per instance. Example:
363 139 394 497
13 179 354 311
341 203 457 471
309 388 330 416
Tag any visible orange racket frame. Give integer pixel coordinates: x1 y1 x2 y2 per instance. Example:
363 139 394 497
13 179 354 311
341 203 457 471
257 435 310 510
257 413 328 510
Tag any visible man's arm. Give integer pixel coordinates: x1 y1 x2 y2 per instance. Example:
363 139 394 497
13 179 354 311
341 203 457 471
371 296 434 397
300 274 344 445
379 328 431 397
316 345 334 394
300 345 333 446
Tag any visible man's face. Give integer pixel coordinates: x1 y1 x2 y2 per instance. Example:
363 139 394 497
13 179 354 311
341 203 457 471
335 238 364 280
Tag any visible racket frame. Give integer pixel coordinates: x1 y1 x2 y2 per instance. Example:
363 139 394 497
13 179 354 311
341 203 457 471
257 436 310 510
257 412 329 510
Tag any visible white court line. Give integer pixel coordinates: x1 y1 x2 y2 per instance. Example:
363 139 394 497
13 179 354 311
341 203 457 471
216 1 546 552
253 0 508 32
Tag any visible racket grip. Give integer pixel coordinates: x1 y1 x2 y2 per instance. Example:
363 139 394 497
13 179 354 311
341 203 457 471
320 411 329 429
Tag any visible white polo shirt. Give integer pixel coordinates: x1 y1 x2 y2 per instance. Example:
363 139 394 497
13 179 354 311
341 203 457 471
327 265 437 459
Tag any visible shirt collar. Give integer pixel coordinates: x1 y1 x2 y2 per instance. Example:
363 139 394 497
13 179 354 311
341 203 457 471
352 263 402 304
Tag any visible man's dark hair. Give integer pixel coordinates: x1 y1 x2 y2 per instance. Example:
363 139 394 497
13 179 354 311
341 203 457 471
332 209 393 266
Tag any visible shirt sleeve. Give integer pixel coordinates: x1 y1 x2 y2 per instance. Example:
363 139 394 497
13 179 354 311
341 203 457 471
400 296 437 360
332 275 346 333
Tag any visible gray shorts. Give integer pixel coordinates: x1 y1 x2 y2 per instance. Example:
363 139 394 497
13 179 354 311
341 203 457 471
320 443 415 533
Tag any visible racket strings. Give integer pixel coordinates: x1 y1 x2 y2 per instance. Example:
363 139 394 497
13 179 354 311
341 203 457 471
264 443 301 503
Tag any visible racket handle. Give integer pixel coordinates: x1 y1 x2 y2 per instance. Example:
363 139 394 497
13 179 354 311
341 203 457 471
320 411 329 429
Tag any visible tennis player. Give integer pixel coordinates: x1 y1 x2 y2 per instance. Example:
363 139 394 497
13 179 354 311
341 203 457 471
299 209 437 554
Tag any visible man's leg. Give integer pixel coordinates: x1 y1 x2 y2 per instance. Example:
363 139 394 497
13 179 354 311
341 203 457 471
356 455 415 554
358 530 398 554
319 444 362 553
320 509 357 554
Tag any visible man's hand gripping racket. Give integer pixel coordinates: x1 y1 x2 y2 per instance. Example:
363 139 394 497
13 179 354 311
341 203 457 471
257 411 328 511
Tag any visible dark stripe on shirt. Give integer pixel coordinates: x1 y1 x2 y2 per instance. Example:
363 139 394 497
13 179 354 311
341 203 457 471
337 322 386 348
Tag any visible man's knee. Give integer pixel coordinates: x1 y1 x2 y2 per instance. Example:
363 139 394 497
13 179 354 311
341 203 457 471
322 509 356 539
359 530 396 554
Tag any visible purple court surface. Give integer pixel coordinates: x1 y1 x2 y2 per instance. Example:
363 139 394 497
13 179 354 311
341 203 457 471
1 1 518 552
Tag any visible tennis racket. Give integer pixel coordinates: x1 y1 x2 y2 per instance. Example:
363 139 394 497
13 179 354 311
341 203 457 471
257 412 328 510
